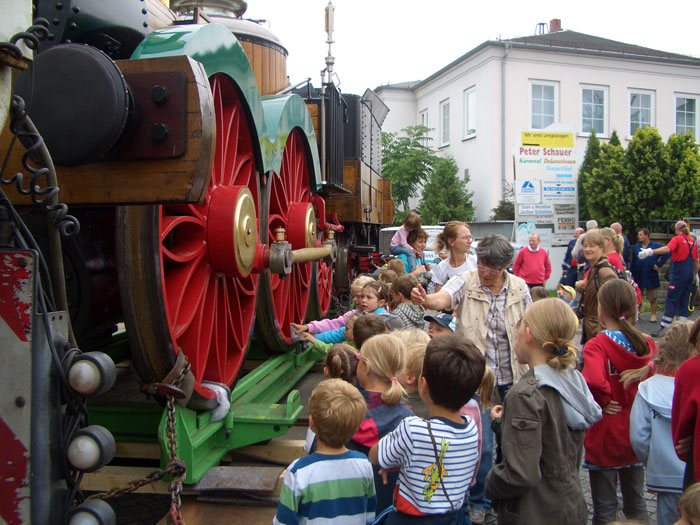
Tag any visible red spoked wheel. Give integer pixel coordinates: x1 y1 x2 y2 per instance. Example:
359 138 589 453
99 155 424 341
118 73 261 402
307 249 333 321
255 128 314 352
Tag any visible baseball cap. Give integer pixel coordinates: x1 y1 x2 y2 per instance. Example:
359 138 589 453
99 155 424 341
557 283 575 298
423 312 456 332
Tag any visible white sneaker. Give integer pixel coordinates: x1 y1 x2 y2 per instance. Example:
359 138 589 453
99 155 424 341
470 508 486 524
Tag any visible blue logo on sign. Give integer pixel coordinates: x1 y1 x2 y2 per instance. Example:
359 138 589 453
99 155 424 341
521 181 535 193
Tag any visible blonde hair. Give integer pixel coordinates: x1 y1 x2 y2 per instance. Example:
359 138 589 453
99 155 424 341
309 379 367 448
601 227 623 255
478 366 496 412
434 221 469 253
387 258 405 274
351 274 375 292
521 298 579 370
404 342 427 379
360 334 407 405
679 482 700 524
581 229 605 249
393 328 430 347
324 343 359 383
621 321 695 388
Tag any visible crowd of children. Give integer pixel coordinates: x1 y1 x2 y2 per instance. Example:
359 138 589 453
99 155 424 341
274 211 700 525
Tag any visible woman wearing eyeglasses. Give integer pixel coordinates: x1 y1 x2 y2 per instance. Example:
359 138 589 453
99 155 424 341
411 233 532 523
431 221 477 293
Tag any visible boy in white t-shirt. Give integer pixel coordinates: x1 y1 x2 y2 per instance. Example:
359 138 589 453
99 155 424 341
369 334 485 523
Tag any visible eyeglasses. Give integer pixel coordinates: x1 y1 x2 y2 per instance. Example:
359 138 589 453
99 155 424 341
477 263 503 277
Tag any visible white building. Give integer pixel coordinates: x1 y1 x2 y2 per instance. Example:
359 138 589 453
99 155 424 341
375 20 700 222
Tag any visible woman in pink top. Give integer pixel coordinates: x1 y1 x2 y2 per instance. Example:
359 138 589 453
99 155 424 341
601 227 625 271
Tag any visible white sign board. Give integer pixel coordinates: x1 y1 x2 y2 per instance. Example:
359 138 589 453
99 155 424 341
552 233 573 246
555 215 577 233
542 180 577 204
515 180 541 204
519 204 553 216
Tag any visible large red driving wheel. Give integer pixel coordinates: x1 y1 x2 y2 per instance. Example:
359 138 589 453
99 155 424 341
118 74 261 400
255 129 314 351
308 253 333 321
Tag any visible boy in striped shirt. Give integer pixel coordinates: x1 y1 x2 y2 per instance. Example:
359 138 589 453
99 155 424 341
274 379 376 525
370 335 484 523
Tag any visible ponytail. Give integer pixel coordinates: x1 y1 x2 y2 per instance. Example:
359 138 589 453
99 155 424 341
598 280 650 358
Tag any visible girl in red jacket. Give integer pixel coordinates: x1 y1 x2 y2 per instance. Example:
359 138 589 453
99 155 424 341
673 317 700 489
582 279 656 525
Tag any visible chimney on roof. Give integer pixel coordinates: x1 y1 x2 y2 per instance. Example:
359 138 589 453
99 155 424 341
549 19 561 32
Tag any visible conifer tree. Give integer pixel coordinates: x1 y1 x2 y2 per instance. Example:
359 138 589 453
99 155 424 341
418 156 475 224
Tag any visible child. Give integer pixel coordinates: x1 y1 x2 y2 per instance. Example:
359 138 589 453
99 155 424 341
274 379 376 524
298 313 360 358
303 343 362 454
627 321 694 525
672 317 700 489
349 333 413 514
316 281 391 344
676 482 700 525
424 312 456 338
370 334 485 523
379 269 398 288
353 314 390 353
529 285 548 301
391 275 425 329
393 328 430 347
486 298 602 524
557 283 575 304
291 275 374 337
461 365 495 478
397 228 431 280
388 258 406 275
582 279 656 524
390 211 422 273
398 342 429 419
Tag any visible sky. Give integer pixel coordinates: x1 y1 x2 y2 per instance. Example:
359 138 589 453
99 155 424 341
244 0 700 96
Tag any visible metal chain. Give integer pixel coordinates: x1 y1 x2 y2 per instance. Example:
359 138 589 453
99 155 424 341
86 360 191 525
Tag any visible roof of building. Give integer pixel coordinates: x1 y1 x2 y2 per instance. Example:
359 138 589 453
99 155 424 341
376 29 700 92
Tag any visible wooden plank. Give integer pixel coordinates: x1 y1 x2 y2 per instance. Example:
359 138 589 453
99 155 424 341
235 438 305 465
0 55 214 205
114 441 161 460
81 466 170 494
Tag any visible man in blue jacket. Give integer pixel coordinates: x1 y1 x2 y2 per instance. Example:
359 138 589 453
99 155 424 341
630 228 669 322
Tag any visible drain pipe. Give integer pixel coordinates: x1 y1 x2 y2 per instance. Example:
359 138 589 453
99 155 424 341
501 42 509 201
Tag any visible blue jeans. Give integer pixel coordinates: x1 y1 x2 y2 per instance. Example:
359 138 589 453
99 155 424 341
390 245 416 273
656 492 680 525
469 383 512 512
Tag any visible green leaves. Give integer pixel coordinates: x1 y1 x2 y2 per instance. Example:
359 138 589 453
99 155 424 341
381 125 438 214
581 127 700 233
418 156 475 224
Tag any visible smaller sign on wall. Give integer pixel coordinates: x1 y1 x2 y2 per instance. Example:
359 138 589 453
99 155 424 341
519 204 553 216
555 215 577 233
552 233 573 246
515 179 541 204
542 180 576 204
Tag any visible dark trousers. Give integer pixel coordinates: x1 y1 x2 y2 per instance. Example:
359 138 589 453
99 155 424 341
589 466 648 525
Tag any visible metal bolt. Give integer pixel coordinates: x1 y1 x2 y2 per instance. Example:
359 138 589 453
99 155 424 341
48 34 55 41
143 22 148 28
151 123 169 142
72 6 79 13
18 257 27 268
52 18 60 25
55 1 63 8
69 22 76 30
142 8 147 14
150 85 169 104
15 397 25 408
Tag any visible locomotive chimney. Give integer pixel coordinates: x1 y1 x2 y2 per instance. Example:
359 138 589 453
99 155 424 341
549 18 562 32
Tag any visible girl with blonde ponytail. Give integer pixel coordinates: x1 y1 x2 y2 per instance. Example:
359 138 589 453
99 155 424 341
486 298 601 524
582 278 657 523
349 334 413 514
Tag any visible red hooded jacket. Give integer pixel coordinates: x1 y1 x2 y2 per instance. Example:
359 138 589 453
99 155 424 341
672 355 700 482
583 332 656 467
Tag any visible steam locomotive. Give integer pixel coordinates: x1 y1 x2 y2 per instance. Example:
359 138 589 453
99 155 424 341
0 0 392 522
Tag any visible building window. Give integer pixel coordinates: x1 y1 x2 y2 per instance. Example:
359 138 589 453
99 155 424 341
581 85 608 135
439 99 450 146
530 81 558 129
420 109 428 128
463 87 476 138
629 91 654 136
676 96 698 138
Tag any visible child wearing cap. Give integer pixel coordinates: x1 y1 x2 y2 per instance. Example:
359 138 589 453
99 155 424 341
424 312 456 338
557 283 575 304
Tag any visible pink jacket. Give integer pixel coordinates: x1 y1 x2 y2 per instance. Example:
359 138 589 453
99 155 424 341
390 226 412 249
307 308 359 334
460 399 482 486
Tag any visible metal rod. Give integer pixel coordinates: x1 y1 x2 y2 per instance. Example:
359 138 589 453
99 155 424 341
291 245 333 264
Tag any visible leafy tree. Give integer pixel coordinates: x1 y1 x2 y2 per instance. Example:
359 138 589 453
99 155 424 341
578 131 600 221
490 182 514 220
381 125 438 213
418 156 475 224
665 132 700 219
584 140 627 227
609 130 622 147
